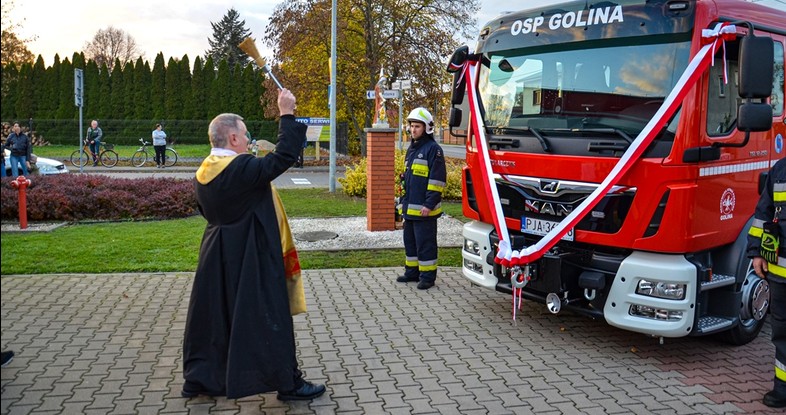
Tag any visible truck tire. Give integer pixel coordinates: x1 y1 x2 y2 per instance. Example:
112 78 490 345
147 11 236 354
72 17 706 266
723 260 769 345
711 218 769 346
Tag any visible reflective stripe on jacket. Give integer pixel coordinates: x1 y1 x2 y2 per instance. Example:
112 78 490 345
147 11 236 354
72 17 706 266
748 158 786 279
401 135 446 220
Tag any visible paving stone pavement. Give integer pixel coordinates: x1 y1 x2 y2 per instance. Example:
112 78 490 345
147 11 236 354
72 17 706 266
1 268 782 414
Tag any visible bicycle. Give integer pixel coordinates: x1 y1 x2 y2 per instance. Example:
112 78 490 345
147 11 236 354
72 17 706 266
70 139 119 168
131 138 178 167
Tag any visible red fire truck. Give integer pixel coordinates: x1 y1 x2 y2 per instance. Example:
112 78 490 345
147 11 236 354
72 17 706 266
450 0 786 344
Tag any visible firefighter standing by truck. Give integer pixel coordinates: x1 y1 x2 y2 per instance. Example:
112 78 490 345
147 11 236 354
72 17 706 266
397 108 446 290
748 157 786 409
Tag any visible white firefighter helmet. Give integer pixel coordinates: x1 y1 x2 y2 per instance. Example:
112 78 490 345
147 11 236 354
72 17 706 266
406 107 434 135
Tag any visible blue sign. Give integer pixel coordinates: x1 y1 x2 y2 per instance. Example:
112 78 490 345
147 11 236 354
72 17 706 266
776 134 783 154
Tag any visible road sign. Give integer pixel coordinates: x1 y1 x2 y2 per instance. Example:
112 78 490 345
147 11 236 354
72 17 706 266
392 79 412 90
74 69 84 107
366 89 401 99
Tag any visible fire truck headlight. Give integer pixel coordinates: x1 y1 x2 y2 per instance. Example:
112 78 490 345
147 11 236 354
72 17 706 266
464 238 480 256
636 279 685 300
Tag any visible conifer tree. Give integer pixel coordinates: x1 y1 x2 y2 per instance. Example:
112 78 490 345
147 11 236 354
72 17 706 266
178 55 194 122
132 57 152 121
151 53 166 120
96 62 112 120
205 8 252 69
190 56 207 120
1 63 19 120
55 58 75 120
208 59 231 118
164 57 182 120
109 59 125 118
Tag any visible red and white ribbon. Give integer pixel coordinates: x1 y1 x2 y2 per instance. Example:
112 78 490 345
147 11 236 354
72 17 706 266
702 23 736 83
462 25 736 273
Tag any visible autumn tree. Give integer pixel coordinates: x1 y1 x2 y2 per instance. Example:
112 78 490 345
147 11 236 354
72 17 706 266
205 8 252 69
83 26 143 72
264 0 479 145
0 0 35 67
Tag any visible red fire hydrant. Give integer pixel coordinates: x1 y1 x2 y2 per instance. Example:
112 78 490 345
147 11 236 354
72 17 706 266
10 175 32 230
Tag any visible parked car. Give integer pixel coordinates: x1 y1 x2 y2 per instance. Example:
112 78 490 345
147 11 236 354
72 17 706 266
4 149 69 176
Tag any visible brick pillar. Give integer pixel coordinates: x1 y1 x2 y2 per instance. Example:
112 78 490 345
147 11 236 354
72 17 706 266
365 127 397 231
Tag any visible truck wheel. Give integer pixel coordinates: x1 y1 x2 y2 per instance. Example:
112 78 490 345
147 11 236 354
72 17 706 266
724 260 769 345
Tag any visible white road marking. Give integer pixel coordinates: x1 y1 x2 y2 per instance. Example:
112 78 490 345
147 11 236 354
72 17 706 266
291 178 311 185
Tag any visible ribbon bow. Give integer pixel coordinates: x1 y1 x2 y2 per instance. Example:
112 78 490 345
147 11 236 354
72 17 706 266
701 23 737 83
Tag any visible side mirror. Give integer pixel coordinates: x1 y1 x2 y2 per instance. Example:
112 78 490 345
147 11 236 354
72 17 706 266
449 108 463 128
738 102 773 132
451 71 466 105
739 34 774 98
446 46 469 73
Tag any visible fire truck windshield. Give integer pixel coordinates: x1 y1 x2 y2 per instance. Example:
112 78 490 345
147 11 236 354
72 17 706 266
478 39 691 137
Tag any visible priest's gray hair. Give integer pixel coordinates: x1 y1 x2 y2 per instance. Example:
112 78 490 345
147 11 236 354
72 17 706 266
208 113 245 148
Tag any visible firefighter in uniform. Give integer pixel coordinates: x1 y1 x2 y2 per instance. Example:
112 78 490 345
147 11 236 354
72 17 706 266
397 108 446 290
748 157 786 409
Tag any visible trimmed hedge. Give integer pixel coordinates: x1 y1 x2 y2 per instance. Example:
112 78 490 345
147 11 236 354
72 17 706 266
1 175 197 222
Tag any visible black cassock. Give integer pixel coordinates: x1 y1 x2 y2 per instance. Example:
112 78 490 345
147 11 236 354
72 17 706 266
182 116 306 399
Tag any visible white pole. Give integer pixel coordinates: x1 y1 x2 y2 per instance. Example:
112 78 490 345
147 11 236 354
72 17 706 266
398 86 403 150
328 0 338 192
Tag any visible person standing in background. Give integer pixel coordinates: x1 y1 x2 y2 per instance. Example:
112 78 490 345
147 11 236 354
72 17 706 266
152 123 167 168
5 123 31 177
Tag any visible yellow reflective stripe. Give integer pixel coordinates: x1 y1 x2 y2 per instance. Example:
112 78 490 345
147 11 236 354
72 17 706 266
774 191 786 202
768 262 786 277
407 203 441 216
412 163 429 177
419 264 438 272
749 226 763 238
777 360 786 382
405 259 418 267
427 179 445 192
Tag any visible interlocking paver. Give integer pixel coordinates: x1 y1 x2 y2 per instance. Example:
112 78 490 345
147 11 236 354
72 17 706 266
1 268 777 414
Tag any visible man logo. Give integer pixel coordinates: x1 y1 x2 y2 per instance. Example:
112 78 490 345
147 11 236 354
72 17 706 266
540 180 559 193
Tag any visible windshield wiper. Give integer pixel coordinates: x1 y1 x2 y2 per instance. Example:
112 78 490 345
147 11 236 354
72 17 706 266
487 126 551 152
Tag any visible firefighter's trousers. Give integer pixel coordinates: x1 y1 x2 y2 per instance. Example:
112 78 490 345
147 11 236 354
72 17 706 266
770 277 786 395
403 219 438 283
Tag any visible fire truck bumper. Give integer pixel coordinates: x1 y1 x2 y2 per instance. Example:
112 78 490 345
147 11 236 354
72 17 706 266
604 251 697 337
461 221 498 289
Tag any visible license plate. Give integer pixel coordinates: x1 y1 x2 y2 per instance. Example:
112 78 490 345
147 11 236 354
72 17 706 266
521 217 574 241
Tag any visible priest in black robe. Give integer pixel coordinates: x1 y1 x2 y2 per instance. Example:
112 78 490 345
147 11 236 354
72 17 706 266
182 89 326 401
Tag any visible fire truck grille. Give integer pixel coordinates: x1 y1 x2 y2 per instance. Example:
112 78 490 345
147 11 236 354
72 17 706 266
495 175 636 234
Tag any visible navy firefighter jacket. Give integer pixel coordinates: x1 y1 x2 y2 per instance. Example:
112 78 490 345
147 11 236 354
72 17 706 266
401 135 447 220
747 157 786 280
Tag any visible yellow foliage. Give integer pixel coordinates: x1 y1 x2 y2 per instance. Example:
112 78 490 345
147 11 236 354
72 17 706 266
339 149 464 200
337 158 367 197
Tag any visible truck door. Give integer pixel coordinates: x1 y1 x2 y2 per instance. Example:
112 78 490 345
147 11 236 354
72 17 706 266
692 35 783 246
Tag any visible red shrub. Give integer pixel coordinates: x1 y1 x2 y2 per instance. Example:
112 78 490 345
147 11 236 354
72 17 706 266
0 175 198 221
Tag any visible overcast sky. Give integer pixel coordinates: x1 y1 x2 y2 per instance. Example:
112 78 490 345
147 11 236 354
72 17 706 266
7 0 785 67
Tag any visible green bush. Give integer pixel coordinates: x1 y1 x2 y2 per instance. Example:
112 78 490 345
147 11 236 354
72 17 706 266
338 149 463 200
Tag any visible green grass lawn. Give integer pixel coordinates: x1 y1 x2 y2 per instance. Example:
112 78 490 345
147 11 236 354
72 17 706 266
32 144 213 161
1 189 467 274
